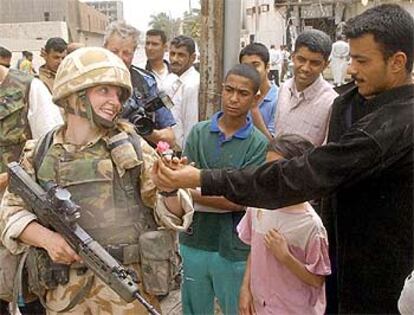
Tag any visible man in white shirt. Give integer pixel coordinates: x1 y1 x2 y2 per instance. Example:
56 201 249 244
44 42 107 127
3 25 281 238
330 35 350 86
274 30 337 146
144 29 182 127
268 44 281 86
169 35 200 150
145 29 174 88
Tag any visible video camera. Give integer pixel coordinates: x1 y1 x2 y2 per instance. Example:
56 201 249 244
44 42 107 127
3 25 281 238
121 91 174 136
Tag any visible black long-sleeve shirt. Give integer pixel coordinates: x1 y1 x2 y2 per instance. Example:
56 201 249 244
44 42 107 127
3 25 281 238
201 84 414 313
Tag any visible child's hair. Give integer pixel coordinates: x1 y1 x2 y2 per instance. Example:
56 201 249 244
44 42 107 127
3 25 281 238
268 134 314 159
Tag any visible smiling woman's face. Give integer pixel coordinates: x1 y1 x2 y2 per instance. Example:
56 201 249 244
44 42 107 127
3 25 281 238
86 84 123 121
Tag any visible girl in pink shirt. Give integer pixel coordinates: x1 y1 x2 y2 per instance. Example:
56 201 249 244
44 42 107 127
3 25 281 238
238 134 331 315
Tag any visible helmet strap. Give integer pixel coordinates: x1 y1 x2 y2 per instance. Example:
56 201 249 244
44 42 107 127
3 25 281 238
78 90 116 130
63 93 89 120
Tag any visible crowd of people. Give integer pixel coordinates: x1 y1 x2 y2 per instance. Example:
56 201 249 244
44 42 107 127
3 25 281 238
0 3 412 315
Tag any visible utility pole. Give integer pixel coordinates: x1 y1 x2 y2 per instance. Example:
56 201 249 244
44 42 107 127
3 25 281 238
223 0 242 76
198 0 241 121
198 0 224 120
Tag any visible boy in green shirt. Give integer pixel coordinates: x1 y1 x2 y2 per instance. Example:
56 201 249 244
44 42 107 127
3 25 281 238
180 64 268 314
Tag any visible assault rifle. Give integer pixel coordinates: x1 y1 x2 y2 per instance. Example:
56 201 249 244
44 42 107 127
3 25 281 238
7 162 160 315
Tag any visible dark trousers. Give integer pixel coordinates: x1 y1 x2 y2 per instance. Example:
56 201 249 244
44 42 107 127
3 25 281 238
268 70 279 86
0 299 45 315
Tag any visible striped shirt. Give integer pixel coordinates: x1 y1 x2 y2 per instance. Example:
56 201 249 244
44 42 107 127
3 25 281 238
274 76 337 146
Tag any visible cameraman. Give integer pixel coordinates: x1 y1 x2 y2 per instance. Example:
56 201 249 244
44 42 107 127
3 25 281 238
104 21 176 147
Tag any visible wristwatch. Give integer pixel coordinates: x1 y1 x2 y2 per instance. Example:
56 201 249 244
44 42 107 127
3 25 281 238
158 189 178 197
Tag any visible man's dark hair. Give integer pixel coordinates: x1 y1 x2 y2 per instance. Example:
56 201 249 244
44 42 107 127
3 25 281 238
294 30 332 61
45 37 67 53
0 46 12 58
146 29 167 44
170 35 195 55
225 64 261 94
239 42 270 64
344 4 414 73
268 133 314 159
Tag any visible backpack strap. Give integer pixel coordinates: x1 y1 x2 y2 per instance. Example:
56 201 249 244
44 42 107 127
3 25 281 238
33 126 60 177
119 131 143 203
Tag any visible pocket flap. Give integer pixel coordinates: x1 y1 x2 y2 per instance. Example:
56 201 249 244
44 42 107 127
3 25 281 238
139 230 172 260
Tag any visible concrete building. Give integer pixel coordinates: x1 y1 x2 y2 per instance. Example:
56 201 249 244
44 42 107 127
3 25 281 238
84 0 124 23
241 0 286 49
0 0 109 69
0 21 68 70
241 0 414 50
0 0 108 45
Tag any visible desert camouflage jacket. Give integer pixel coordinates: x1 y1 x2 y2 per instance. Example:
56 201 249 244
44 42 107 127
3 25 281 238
0 125 194 254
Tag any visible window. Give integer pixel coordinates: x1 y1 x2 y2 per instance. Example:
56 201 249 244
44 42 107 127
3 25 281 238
44 12 50 21
260 4 270 13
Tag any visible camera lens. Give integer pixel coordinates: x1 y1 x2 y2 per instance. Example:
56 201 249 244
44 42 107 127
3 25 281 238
133 116 154 136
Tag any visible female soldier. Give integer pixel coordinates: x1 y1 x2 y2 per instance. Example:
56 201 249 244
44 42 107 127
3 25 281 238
0 47 193 314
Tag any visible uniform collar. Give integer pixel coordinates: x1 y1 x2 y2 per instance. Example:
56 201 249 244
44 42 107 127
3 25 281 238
54 126 108 151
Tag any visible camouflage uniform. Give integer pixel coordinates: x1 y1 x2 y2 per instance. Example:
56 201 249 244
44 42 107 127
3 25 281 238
0 68 32 173
46 265 159 315
0 47 194 314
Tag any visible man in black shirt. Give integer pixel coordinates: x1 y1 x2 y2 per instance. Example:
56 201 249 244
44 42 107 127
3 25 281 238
152 4 414 313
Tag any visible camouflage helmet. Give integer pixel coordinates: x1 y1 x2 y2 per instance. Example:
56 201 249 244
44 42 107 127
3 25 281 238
52 47 132 105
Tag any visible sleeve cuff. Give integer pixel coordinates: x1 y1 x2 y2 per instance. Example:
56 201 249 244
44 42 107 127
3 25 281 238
155 189 194 232
1 210 37 254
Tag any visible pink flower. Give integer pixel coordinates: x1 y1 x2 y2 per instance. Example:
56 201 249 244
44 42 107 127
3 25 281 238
156 141 170 154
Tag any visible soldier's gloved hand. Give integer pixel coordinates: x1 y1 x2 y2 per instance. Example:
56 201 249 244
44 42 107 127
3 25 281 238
44 231 82 265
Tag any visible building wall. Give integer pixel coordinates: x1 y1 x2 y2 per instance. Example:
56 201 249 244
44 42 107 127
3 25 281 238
78 2 108 33
0 0 68 23
0 21 68 41
345 0 414 20
242 0 414 50
0 21 68 70
243 0 286 48
0 0 108 43
84 0 124 22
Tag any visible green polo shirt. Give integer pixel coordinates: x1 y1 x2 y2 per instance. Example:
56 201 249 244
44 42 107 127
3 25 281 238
179 111 268 261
